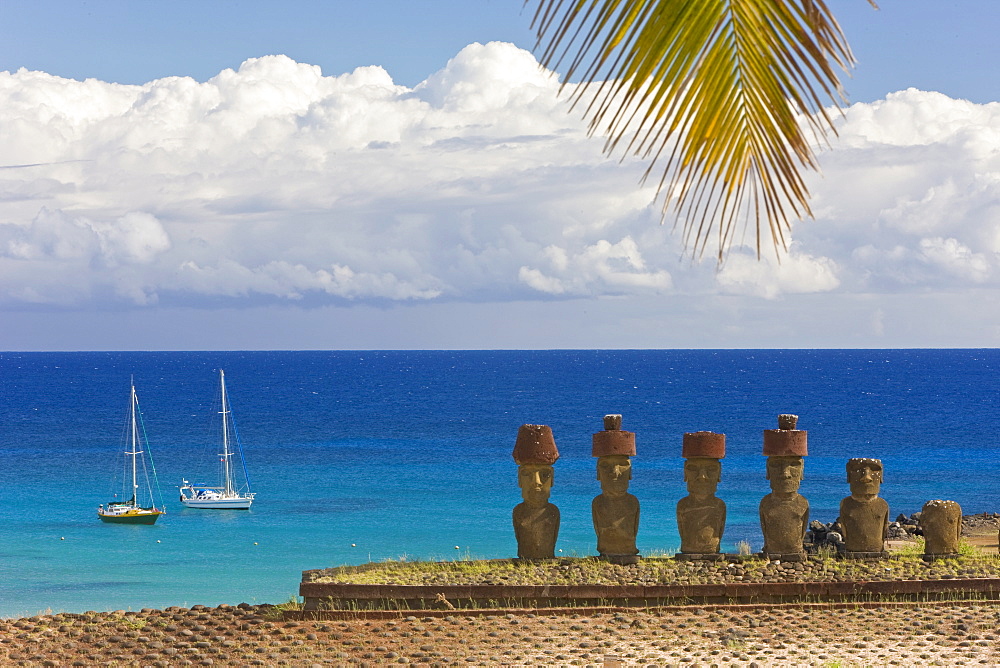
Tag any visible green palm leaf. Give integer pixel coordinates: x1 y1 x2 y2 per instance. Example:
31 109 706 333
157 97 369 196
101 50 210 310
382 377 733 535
530 0 868 261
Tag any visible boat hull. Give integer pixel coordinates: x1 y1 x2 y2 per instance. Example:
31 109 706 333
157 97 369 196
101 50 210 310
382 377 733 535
179 486 254 510
180 498 253 510
98 509 163 525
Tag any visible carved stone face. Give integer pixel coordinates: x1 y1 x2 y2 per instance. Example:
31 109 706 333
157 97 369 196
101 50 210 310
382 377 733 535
766 456 804 494
596 455 632 497
847 459 882 498
683 458 721 498
518 464 554 506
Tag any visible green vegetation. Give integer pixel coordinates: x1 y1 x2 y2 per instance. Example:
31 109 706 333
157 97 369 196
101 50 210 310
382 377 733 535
311 550 1000 588
262 595 304 620
112 615 147 630
894 537 983 559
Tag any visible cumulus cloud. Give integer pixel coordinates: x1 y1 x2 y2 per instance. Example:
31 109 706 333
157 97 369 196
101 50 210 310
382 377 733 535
801 89 1000 292
0 46 999 313
519 237 672 296
0 42 672 308
716 248 840 299
0 208 170 305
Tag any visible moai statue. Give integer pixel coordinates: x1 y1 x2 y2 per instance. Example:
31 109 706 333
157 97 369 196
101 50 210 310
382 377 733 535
512 424 560 560
592 414 640 564
759 414 809 561
840 458 889 558
676 431 726 560
920 499 962 560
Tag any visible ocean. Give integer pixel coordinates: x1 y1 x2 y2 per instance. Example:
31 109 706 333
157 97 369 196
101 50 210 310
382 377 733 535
1 349 998 618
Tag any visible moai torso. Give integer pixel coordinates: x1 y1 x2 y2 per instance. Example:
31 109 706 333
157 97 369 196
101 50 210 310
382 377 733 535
677 494 726 554
513 502 560 559
840 496 889 552
760 492 809 555
592 492 640 556
920 499 962 556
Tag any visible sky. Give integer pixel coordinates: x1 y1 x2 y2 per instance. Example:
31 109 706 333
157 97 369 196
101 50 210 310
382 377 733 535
1 0 999 350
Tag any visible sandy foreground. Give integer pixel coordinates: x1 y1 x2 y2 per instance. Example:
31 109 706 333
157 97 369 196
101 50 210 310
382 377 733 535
3 600 1000 667
3 532 999 667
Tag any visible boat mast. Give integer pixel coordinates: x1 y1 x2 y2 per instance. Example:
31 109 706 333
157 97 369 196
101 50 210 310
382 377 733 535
220 370 234 496
129 381 139 505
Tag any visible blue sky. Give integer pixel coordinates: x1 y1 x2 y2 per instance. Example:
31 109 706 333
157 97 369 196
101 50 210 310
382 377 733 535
1 1 999 350
1 1 538 87
3 1 998 102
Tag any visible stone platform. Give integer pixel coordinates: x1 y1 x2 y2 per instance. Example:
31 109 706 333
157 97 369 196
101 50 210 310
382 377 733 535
300 571 1000 612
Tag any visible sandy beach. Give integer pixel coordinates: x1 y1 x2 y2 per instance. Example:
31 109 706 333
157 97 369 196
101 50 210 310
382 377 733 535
3 599 1000 666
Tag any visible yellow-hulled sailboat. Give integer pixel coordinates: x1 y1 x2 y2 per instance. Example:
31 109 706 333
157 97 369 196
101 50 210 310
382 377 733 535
98 381 165 524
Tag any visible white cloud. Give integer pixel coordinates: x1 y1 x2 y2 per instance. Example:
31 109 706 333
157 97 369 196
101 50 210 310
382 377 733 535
518 266 566 295
176 259 443 301
519 237 672 296
716 249 840 299
414 41 557 112
0 208 170 305
0 43 674 309
4 209 170 267
1 47 999 320
799 89 1000 292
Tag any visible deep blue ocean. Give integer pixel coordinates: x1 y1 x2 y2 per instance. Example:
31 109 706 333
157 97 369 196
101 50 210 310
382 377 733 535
1 349 999 618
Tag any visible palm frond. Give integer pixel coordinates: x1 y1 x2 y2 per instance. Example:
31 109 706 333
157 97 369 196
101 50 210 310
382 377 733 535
530 0 868 261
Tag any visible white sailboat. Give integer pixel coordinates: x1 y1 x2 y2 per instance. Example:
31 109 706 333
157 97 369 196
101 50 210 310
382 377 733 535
179 369 255 509
98 381 165 524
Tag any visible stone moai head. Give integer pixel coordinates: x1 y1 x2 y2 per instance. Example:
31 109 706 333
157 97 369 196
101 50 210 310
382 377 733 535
846 458 883 500
765 456 805 493
763 414 807 494
592 414 635 497
517 464 554 505
513 424 559 507
682 431 725 498
921 499 962 556
596 456 632 495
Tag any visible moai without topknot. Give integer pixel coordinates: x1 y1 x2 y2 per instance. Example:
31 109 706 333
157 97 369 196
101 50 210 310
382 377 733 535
591 414 640 564
920 499 963 560
512 424 560 560
676 431 727 560
759 414 809 561
840 457 889 558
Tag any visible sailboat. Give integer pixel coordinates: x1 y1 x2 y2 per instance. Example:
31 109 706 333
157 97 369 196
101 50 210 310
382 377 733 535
98 381 165 524
179 369 255 509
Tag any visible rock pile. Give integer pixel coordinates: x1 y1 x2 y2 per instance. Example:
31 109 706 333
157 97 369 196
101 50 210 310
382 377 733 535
805 519 845 553
809 511 1000 548
962 512 1000 535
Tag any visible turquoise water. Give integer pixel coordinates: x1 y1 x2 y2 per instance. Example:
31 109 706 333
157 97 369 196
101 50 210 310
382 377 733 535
1 349 998 618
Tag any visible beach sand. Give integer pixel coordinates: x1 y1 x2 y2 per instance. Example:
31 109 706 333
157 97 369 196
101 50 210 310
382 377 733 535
3 599 1000 666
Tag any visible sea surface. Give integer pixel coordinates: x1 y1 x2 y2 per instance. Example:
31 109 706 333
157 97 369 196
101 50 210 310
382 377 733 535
1 349 998 618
